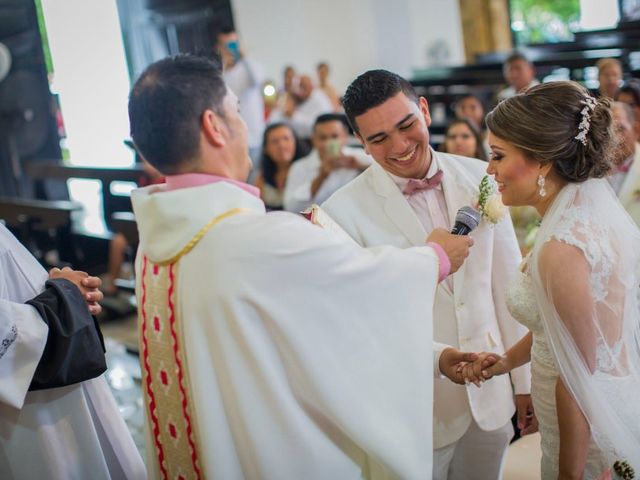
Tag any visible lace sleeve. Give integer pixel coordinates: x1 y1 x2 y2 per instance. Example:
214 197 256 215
547 205 615 304
538 238 600 372
530 179 640 468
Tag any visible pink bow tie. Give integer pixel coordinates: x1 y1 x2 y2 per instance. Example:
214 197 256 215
403 169 444 195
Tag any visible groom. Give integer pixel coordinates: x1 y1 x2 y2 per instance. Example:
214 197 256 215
322 70 532 480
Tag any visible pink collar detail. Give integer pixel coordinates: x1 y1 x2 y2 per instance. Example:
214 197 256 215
165 173 260 198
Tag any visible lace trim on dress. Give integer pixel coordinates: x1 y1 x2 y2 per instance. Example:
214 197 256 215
545 205 624 375
548 205 615 304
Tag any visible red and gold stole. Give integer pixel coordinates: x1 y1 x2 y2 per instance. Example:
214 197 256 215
138 208 247 480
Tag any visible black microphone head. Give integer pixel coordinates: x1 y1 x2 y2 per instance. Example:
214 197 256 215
455 205 481 233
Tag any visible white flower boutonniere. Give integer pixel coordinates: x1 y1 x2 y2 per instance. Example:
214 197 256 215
477 175 508 224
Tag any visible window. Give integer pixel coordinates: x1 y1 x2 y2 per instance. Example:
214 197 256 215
510 0 620 45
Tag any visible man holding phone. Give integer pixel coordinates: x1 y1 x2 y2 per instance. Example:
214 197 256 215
216 27 265 174
283 113 371 212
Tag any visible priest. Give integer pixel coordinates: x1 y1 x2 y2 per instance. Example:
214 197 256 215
129 54 475 480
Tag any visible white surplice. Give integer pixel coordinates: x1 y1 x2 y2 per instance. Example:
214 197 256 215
132 180 443 480
0 224 146 480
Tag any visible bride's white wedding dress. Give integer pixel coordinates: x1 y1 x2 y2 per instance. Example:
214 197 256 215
506 266 608 479
503 179 640 479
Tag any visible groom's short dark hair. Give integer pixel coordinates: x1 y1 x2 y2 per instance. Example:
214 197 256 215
342 70 419 134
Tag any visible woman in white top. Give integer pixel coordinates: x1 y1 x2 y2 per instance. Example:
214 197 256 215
255 122 308 210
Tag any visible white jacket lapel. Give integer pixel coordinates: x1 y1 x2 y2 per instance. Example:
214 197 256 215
437 153 479 299
369 163 426 246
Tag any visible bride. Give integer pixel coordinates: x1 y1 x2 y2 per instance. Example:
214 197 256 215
462 81 640 479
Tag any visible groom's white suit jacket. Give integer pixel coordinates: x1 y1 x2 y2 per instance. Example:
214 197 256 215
323 151 531 448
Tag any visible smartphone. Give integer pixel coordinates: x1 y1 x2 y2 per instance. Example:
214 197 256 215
226 40 241 62
325 139 342 159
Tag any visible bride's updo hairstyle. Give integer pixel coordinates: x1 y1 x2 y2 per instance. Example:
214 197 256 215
486 81 615 182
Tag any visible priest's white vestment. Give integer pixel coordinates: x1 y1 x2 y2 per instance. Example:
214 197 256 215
0 224 146 479
133 180 443 480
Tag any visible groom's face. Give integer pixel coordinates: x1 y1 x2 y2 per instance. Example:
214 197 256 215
354 92 432 179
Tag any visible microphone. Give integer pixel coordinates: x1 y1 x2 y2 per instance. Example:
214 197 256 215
451 206 480 235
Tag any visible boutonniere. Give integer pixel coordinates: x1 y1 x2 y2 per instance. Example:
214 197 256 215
477 175 508 224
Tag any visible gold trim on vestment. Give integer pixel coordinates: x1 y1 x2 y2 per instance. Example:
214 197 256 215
155 208 251 266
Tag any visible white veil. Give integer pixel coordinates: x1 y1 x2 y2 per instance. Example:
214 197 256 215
530 178 640 470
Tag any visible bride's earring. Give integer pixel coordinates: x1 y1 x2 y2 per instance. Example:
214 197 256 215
537 174 547 197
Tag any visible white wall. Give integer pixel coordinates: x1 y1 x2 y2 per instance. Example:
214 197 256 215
231 0 465 92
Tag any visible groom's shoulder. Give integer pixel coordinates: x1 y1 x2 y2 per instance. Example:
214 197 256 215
324 165 377 208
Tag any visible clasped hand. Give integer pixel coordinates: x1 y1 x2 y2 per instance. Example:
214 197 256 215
440 348 505 385
442 350 538 435
458 351 510 387
49 266 104 315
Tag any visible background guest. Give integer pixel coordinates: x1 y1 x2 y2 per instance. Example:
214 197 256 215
255 122 307 210
441 118 487 161
269 74 333 141
497 51 539 101
454 94 486 132
284 113 371 212
616 80 640 137
610 101 640 227
282 64 296 95
317 61 342 112
216 27 265 171
596 57 623 99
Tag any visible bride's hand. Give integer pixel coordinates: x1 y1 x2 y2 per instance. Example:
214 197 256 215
459 352 510 386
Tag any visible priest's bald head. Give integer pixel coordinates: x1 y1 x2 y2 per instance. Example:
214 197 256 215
128 54 252 181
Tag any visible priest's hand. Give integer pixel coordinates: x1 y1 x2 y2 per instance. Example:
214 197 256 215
426 228 474 274
49 267 104 315
439 348 478 384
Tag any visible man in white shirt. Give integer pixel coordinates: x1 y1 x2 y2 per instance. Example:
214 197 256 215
269 74 333 140
611 101 640 225
217 28 265 167
284 113 371 212
323 69 532 480
497 52 539 101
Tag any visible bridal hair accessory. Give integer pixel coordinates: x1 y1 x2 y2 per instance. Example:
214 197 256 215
537 174 546 197
574 95 597 146
477 175 508 224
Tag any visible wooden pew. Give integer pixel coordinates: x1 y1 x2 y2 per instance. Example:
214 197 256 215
25 161 145 226
0 196 82 231
0 196 84 265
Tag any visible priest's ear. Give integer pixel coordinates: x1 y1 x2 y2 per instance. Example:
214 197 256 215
201 109 227 148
